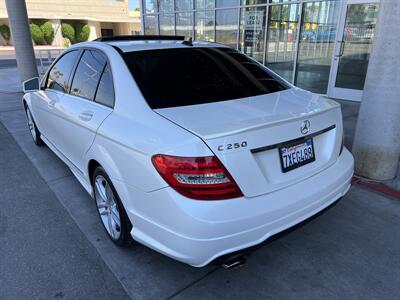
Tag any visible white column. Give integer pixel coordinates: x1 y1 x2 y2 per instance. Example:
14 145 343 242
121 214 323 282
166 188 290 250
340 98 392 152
52 19 63 47
5 0 38 83
352 1 400 180
88 21 101 41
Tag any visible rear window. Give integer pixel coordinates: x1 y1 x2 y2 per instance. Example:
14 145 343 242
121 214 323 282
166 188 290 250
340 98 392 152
122 47 289 109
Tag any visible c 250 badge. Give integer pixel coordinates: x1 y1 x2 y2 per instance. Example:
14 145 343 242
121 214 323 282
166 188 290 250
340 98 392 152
217 141 247 151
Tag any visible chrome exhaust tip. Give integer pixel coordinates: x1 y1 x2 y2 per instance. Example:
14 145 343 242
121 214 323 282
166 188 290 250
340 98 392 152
222 256 246 269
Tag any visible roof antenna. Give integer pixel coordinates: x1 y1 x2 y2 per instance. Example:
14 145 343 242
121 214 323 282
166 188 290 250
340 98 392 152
182 37 193 47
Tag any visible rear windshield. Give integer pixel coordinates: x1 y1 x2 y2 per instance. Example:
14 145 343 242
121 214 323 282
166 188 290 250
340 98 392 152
122 47 289 109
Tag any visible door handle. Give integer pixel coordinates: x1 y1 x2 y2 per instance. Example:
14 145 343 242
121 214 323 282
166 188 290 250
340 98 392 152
48 100 56 108
79 111 94 121
335 41 345 58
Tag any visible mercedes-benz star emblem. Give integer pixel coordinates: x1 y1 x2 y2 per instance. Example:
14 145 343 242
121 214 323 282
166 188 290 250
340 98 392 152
300 120 310 135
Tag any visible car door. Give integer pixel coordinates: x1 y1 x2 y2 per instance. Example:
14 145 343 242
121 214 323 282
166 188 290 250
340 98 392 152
49 49 114 172
30 50 81 148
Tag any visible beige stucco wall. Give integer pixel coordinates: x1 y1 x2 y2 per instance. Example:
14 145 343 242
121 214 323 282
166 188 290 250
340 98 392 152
0 0 134 22
0 0 141 46
115 22 140 35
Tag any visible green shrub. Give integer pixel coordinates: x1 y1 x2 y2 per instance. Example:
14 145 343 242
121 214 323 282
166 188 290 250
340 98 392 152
40 21 54 45
75 23 90 43
61 22 75 44
30 23 45 45
0 24 11 43
62 37 71 48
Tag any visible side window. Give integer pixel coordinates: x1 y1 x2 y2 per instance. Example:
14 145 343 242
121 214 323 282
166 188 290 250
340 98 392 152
46 50 80 92
70 50 106 100
95 63 115 108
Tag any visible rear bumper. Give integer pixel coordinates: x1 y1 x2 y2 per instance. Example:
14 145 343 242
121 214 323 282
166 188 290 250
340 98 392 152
125 149 354 267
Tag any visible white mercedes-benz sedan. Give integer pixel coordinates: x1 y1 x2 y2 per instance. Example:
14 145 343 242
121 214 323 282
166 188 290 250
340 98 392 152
22 36 354 267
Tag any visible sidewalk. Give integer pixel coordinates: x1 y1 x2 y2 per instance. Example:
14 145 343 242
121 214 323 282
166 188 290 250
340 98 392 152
0 118 128 299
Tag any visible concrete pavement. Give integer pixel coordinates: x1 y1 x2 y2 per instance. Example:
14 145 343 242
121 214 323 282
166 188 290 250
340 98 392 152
1 67 400 299
0 120 129 299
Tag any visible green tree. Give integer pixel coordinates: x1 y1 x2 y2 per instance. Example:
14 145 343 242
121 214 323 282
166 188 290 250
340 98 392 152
0 24 11 45
61 22 75 44
40 21 55 45
346 4 368 25
75 23 90 43
270 5 290 22
30 23 45 45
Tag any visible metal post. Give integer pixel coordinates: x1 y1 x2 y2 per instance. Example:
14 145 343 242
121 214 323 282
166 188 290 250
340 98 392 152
292 3 303 85
139 0 145 34
5 0 38 84
352 1 400 180
236 2 241 50
262 3 270 66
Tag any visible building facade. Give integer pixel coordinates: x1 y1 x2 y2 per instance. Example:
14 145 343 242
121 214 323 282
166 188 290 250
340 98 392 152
0 0 140 47
141 0 379 101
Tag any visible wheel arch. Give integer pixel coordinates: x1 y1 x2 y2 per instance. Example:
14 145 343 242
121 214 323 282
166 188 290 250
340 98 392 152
88 159 101 185
22 93 32 109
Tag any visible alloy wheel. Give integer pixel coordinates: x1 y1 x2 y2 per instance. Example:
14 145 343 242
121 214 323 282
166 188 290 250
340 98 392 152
94 175 122 240
26 108 37 141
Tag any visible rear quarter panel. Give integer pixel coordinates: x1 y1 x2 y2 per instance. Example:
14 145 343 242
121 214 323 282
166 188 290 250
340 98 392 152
84 111 213 214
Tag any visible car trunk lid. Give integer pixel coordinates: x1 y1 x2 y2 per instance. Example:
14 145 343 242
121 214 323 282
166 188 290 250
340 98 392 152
155 88 343 198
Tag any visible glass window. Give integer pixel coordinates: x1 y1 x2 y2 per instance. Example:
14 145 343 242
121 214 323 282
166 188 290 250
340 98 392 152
270 0 295 2
195 11 215 41
216 0 238 8
144 0 157 13
296 1 339 93
95 63 114 108
122 47 288 109
239 6 266 63
160 14 175 35
334 3 377 90
265 3 299 82
216 9 239 48
176 0 193 11
159 0 174 12
242 0 266 5
71 50 106 100
144 14 158 35
176 12 193 37
46 50 80 93
196 0 214 10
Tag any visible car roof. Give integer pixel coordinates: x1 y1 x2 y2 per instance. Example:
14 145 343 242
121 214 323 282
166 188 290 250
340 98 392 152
91 34 228 52
69 36 231 55
105 40 230 52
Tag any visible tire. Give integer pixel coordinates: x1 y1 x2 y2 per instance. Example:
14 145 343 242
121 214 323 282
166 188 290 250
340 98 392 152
25 105 44 146
92 166 134 247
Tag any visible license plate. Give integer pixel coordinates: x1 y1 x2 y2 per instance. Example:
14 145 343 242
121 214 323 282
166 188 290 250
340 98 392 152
279 138 315 173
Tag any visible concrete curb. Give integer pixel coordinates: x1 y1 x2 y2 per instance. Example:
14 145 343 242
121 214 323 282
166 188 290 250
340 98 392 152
352 176 400 200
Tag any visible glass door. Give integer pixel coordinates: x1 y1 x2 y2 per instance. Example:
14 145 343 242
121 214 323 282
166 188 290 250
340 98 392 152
327 0 379 101
295 1 340 94
265 3 299 82
239 6 267 63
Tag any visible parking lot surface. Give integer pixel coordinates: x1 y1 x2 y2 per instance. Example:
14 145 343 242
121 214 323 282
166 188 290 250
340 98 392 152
0 121 129 299
1 67 399 299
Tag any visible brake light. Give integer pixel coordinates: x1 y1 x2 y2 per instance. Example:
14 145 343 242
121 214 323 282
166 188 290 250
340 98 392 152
152 154 244 200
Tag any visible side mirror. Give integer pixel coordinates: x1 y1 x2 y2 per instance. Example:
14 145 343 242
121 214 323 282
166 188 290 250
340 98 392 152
23 77 40 93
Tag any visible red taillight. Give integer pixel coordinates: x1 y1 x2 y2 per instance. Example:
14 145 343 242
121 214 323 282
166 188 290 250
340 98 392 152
151 154 244 200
